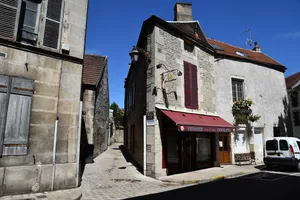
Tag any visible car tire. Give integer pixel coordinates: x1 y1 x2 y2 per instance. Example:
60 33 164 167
266 164 272 170
295 163 300 172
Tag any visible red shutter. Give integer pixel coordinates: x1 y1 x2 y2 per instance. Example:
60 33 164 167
190 64 198 109
184 61 191 108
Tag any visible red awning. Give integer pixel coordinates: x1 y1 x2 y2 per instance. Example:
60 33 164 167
160 109 235 133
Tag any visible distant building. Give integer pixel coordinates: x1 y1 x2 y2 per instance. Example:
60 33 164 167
124 2 288 177
0 0 88 194
286 72 300 137
82 54 110 159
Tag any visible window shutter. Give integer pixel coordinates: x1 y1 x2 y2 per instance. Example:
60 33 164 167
190 64 198 109
0 75 9 156
3 77 34 156
42 0 63 49
184 61 191 108
0 0 20 40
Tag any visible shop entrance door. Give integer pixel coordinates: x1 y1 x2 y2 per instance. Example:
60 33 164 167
219 133 231 164
180 134 194 172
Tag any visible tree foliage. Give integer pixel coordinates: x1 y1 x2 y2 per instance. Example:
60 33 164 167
110 102 124 128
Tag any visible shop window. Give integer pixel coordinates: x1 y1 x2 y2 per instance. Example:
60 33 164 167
196 137 211 162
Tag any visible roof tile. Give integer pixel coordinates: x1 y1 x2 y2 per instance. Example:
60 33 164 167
83 54 106 86
286 72 300 89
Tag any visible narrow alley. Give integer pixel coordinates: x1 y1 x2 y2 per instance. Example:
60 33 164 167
80 143 181 200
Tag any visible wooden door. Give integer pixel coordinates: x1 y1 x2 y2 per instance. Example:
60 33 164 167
219 133 231 164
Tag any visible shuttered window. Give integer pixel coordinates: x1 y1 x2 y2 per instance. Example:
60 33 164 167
0 75 34 156
42 0 63 49
184 61 198 109
0 0 20 40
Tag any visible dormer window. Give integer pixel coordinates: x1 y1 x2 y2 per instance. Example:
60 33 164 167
236 51 247 57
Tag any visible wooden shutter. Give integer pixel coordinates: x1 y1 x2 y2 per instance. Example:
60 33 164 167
3 77 34 156
0 75 9 156
184 61 191 108
42 0 63 49
190 64 198 109
0 0 20 40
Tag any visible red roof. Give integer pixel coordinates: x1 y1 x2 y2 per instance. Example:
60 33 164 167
207 39 285 71
83 54 106 86
160 109 235 132
286 72 300 89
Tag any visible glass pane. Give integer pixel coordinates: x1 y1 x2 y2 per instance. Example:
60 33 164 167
219 136 223 151
279 140 288 150
223 136 228 151
196 138 211 162
266 140 278 150
25 1 38 11
24 9 37 28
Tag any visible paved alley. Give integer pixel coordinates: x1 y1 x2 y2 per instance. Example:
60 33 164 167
79 143 181 200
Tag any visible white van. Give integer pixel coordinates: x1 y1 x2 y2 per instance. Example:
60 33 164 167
264 137 300 171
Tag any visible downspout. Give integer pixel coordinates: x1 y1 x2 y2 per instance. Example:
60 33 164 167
143 115 147 175
76 101 83 187
51 118 58 191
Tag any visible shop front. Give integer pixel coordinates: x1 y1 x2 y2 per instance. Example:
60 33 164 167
158 109 235 175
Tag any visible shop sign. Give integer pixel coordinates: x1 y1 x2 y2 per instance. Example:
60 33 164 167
178 125 234 133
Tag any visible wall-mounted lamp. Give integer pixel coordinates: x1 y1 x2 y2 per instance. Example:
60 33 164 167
156 64 182 77
129 46 151 64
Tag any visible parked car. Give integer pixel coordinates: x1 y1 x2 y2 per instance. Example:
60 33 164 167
264 137 300 171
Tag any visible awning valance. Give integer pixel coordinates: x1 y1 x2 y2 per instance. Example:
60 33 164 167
160 109 235 133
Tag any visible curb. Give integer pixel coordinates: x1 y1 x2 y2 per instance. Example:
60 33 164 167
160 172 249 186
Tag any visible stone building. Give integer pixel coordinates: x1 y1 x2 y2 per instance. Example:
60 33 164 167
82 54 109 160
286 72 300 137
124 2 288 177
0 0 88 195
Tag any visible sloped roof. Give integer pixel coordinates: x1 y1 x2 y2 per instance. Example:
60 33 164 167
168 21 210 47
83 54 106 86
286 72 300 89
207 38 286 71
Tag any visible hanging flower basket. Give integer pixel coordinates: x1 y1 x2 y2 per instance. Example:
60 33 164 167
232 98 260 125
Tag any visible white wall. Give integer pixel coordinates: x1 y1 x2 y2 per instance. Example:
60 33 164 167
214 58 288 163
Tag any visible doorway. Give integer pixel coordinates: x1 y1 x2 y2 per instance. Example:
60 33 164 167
179 134 193 172
219 133 231 164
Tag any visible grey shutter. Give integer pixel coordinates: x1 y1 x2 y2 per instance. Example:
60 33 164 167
2 77 34 156
42 0 63 49
0 75 9 156
0 0 20 40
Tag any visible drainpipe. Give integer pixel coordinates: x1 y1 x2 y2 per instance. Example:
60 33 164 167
143 115 147 175
76 101 83 187
51 118 59 191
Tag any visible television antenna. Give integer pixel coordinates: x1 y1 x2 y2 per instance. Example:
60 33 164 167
240 29 253 47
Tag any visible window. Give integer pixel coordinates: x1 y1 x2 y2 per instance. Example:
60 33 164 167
232 78 244 102
297 141 300 150
0 0 63 50
184 61 198 109
279 140 289 150
0 75 34 156
266 140 278 151
19 0 41 44
291 92 299 107
184 41 194 53
196 137 211 162
293 111 300 126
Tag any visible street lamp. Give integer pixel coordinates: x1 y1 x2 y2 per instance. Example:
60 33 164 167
129 46 139 63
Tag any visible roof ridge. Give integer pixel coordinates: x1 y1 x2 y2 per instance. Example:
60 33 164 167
286 72 300 79
167 20 198 23
207 38 260 54
85 54 106 58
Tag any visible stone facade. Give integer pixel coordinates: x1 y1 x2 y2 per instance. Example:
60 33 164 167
0 0 88 195
214 59 288 163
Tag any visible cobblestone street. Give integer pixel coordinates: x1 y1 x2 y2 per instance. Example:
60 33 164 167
80 143 181 200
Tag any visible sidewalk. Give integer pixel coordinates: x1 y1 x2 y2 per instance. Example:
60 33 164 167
0 188 82 200
158 165 261 185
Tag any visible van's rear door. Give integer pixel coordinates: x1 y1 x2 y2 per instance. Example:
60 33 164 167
266 139 279 157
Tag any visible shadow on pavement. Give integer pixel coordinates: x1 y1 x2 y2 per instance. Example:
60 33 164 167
126 172 300 200
119 145 143 173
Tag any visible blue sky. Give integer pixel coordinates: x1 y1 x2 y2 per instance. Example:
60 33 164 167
85 0 300 108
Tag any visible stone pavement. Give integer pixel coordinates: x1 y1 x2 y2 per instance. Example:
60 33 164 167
80 143 181 200
0 188 82 200
159 164 261 184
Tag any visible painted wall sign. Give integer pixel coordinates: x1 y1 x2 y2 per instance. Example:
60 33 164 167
178 125 234 133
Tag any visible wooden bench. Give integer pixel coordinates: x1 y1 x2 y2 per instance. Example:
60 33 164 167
234 152 256 166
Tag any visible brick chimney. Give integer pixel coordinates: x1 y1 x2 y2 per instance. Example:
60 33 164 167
174 2 193 21
253 42 261 52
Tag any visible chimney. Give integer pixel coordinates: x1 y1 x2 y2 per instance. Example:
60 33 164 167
174 2 193 21
253 42 261 52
